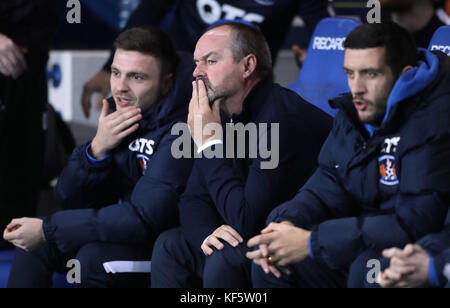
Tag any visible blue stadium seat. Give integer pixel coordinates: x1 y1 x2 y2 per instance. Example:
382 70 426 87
428 25 450 55
0 250 15 288
288 17 362 117
0 249 73 288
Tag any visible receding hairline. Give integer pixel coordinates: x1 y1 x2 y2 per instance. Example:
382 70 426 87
196 25 238 59
201 25 235 47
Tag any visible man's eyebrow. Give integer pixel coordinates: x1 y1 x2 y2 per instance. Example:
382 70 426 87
127 71 149 78
342 66 382 73
110 66 149 77
194 51 219 62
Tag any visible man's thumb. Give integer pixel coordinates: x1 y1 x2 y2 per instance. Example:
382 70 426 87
101 99 109 117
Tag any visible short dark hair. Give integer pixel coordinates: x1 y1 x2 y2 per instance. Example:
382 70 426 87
206 21 272 79
344 22 418 79
113 26 177 78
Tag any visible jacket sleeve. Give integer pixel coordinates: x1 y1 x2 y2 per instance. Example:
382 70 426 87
297 0 329 45
432 248 450 288
129 131 194 235
0 0 60 50
44 132 194 254
310 137 450 269
54 143 118 210
179 160 224 250
102 0 176 71
266 164 357 229
417 210 450 255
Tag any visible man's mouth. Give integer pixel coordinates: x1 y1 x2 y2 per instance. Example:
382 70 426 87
353 99 368 111
115 96 134 107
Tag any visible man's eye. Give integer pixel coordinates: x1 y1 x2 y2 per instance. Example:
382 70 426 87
207 60 216 65
133 75 144 80
112 71 120 77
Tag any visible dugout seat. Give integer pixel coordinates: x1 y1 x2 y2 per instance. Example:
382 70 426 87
428 25 450 55
288 17 362 117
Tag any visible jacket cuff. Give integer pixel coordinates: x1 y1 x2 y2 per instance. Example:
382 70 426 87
85 143 111 167
309 234 314 259
429 257 439 287
197 140 223 154
433 252 450 287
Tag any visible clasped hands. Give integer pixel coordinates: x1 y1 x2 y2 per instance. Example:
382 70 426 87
204 222 310 279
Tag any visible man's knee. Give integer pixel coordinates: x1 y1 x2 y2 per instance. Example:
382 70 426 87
348 249 388 288
203 243 251 287
152 228 184 263
205 243 248 269
75 243 111 287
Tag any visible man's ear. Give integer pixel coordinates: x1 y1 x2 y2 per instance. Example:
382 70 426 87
243 54 257 78
401 65 414 75
161 73 174 95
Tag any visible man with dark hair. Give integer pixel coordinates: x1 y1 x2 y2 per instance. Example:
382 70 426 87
3 27 194 288
247 22 450 288
113 26 178 83
150 22 332 288
343 21 418 79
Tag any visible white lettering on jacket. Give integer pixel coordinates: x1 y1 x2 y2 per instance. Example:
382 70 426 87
129 138 155 156
197 0 265 25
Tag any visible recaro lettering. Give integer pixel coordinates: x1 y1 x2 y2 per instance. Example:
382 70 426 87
312 37 345 51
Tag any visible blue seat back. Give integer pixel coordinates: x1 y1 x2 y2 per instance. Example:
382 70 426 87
288 17 362 116
0 250 15 288
428 25 450 55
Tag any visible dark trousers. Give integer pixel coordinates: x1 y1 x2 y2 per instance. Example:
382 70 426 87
7 242 152 288
252 249 391 288
347 249 390 288
0 65 47 245
251 256 347 288
151 228 252 288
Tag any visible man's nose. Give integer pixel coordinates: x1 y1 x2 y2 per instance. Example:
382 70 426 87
116 76 129 92
193 63 205 79
350 76 366 96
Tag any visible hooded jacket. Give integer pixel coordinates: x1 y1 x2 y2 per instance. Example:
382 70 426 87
432 248 450 287
268 49 450 270
44 52 195 254
417 210 450 287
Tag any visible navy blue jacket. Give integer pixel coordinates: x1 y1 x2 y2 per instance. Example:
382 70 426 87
103 0 329 69
268 50 450 270
417 210 450 287
44 53 195 254
433 248 450 287
179 76 333 250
